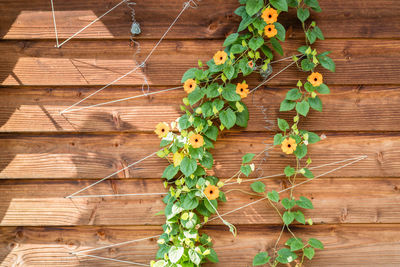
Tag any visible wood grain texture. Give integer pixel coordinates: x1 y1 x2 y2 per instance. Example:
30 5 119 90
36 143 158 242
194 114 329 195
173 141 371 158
1 39 400 86
0 85 399 133
1 0 399 40
0 178 399 226
0 132 398 179
1 225 400 266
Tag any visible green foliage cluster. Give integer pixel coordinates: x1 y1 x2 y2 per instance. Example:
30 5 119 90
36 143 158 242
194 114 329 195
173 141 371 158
152 0 334 266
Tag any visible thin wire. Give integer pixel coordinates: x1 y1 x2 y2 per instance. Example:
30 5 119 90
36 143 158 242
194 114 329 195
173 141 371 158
56 0 128 48
65 151 158 198
68 192 167 199
72 235 161 254
60 0 195 114
208 155 367 223
74 253 149 266
50 0 59 47
224 155 368 186
61 86 182 113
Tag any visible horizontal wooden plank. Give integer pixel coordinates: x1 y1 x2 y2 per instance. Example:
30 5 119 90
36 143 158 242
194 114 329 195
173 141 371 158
0 85 399 132
1 0 399 40
1 39 400 86
1 224 399 266
0 132 398 179
0 178 399 226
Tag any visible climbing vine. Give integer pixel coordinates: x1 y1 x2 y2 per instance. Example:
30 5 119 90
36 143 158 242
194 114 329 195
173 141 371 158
151 0 335 266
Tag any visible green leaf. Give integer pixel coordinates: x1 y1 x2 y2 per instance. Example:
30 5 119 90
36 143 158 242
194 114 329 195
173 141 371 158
267 190 280 202
180 157 197 177
297 8 310 22
304 247 315 260
301 58 315 71
200 151 213 169
206 83 220 98
251 181 266 193
280 99 296 111
188 249 202 265
317 54 336 72
205 125 218 141
289 238 304 251
253 18 267 31
242 153 255 163
249 36 264 51
283 211 295 225
306 131 321 144
238 16 256 32
297 196 314 209
162 165 179 180
240 165 252 177
188 87 205 105
181 68 198 83
282 198 296 210
230 44 246 54
178 114 191 130
313 26 324 40
239 58 253 76
220 108 236 129
304 0 322 12
223 65 235 80
294 144 307 159
222 84 241 101
274 22 286 41
294 210 306 224
277 248 298 263
253 252 271 266
296 100 310 117
287 0 299 7
277 118 289 131
235 101 249 127
308 238 324 249
270 0 288 11
284 166 295 177
168 246 184 263
316 83 330 94
302 168 314 178
270 37 283 55
182 194 199 210
286 88 302 100
306 29 317 44
260 45 273 59
309 96 322 111
304 82 315 92
206 248 219 263
223 33 239 47
273 133 285 145
246 0 263 16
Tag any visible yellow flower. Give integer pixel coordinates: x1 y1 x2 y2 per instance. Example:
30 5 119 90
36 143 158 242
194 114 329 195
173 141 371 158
213 51 228 65
264 24 278 38
262 7 278 24
308 72 323 87
189 134 204 148
184 78 197 93
173 152 184 167
154 122 170 138
204 185 220 200
236 81 249 98
281 138 297 154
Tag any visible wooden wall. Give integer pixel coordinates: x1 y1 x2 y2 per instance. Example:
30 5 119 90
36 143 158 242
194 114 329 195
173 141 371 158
0 0 400 266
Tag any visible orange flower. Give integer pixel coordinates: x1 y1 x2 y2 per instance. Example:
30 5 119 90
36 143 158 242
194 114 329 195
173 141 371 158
154 122 170 138
308 72 323 87
184 79 197 93
262 7 278 24
189 134 204 148
213 51 228 65
264 24 278 38
236 81 249 98
204 185 220 200
281 138 297 154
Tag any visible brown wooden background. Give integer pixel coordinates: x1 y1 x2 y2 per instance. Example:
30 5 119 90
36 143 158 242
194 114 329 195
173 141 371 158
0 0 400 266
